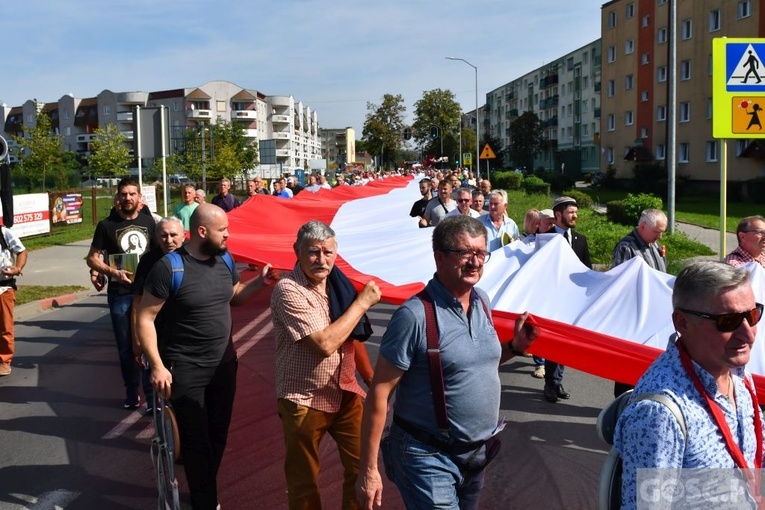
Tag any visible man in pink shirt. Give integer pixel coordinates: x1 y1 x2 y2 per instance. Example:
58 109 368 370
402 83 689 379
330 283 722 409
724 215 765 268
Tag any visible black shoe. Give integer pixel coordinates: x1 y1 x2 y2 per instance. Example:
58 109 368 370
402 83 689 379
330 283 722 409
544 384 558 403
555 384 570 399
123 396 141 410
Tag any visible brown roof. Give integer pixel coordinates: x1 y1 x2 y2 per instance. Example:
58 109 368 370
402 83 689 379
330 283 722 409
186 88 211 100
231 89 257 101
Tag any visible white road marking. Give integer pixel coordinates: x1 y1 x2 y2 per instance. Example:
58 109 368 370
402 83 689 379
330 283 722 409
236 323 273 357
233 308 270 343
10 489 80 509
136 422 155 440
101 410 143 439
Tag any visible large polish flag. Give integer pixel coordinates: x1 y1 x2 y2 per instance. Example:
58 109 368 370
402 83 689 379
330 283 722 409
227 175 765 394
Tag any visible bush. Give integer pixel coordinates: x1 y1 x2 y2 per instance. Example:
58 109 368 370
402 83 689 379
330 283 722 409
544 173 575 193
747 177 765 204
607 193 663 226
521 175 550 195
492 171 523 190
561 189 593 209
599 165 620 190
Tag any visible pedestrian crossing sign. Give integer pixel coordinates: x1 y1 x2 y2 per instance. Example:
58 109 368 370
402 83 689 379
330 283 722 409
713 38 765 138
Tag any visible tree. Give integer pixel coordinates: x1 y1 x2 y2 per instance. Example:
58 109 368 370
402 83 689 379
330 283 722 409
412 89 462 160
87 124 132 178
57 151 83 189
362 94 406 169
12 102 65 192
508 112 545 171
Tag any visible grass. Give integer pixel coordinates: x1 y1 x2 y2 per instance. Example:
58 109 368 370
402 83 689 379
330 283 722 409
16 285 88 306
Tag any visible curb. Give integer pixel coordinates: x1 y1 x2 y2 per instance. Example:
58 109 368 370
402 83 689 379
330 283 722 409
16 290 102 322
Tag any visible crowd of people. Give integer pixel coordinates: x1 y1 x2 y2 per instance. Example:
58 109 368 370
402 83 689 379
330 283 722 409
79 171 765 509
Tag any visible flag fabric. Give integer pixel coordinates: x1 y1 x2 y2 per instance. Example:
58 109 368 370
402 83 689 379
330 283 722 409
226 175 765 394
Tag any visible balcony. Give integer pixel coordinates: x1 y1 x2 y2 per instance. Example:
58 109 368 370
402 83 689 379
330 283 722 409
594 82 601 92
120 130 134 141
274 132 290 140
76 133 96 143
272 114 290 124
186 109 212 119
117 111 134 122
232 110 257 120
594 107 601 118
275 149 290 157
548 116 559 127
243 128 258 138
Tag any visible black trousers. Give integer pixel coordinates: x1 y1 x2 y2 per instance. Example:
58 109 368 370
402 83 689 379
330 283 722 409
170 358 238 510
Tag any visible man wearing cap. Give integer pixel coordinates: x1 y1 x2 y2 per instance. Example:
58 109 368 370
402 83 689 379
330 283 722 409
544 196 592 403
286 176 304 196
479 190 520 252
724 215 765 269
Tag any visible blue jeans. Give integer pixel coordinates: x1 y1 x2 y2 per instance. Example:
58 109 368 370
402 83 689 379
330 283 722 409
544 359 565 386
107 293 152 403
382 422 486 510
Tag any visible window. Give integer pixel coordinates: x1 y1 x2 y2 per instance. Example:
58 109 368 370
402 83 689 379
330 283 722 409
625 111 634 125
656 144 666 160
173 101 179 112
642 15 650 27
736 140 748 156
625 39 635 54
680 101 691 122
567 127 573 139
657 66 668 82
709 9 721 31
659 0 667 4
681 60 692 80
567 104 573 117
583 51 589 64
657 104 667 121
607 114 615 131
65 127 71 136
641 90 649 102
608 11 617 28
607 79 616 97
625 74 634 90
681 19 692 40
642 52 650 65
607 46 616 63
658 27 667 44
63 109 69 119
583 124 589 136
216 100 226 112
582 101 589 113
583 76 589 89
103 105 110 115
626 3 634 18
679 143 690 163
605 147 615 164
707 97 713 119
706 141 718 162
739 0 751 19
640 127 648 138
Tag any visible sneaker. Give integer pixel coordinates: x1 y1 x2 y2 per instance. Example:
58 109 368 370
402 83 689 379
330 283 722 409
532 365 545 379
0 361 10 376
123 396 141 410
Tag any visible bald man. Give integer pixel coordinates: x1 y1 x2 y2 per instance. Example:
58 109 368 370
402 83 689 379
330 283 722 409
137 203 276 509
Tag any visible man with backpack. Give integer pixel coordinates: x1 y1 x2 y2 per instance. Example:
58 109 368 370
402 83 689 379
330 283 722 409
136 203 275 510
613 261 763 509
355 215 538 510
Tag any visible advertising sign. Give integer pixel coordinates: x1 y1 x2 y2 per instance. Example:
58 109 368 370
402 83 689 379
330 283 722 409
51 192 83 225
0 193 51 237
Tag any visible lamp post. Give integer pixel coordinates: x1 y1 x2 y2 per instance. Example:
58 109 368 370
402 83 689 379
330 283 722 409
446 57 479 179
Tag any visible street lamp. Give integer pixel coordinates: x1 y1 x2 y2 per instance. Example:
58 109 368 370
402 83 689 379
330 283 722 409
446 56 479 179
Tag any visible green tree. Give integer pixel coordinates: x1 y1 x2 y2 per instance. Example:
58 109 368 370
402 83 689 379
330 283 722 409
87 124 132 178
57 151 83 189
508 112 545 171
12 102 65 192
362 94 406 169
412 89 461 159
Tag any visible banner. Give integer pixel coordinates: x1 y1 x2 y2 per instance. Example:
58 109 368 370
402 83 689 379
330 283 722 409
51 192 83 226
0 193 50 237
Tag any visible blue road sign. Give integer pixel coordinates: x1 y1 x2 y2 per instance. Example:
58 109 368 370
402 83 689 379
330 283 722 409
726 42 765 92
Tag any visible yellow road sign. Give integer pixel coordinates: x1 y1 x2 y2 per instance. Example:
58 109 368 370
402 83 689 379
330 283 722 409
479 144 496 159
713 38 765 138
463 152 472 165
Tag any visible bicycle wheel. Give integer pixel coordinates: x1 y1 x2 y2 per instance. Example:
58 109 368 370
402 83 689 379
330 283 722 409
153 400 181 510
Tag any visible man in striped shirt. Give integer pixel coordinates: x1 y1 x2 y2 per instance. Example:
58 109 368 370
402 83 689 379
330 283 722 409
724 215 765 269
271 220 381 509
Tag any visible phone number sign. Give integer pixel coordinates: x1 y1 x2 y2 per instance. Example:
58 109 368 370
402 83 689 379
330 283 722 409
0 193 51 237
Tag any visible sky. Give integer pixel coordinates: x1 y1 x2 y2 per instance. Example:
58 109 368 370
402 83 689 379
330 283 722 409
0 0 606 136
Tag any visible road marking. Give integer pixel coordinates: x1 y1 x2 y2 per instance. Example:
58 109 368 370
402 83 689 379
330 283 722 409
233 308 270 343
102 410 143 439
10 489 80 509
236 322 273 357
136 422 155 440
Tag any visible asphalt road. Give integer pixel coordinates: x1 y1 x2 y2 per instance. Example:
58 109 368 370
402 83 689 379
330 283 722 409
0 287 615 509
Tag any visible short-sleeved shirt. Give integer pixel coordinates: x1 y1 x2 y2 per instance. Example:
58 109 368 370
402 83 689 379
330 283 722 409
423 197 457 227
91 212 157 296
380 277 502 444
0 227 25 292
479 214 520 252
724 245 765 269
172 202 198 231
211 193 240 212
271 264 364 412
143 247 239 366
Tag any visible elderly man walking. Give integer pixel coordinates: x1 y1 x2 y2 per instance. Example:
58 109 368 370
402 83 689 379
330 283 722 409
356 216 538 510
271 220 381 509
479 190 519 251
725 215 765 268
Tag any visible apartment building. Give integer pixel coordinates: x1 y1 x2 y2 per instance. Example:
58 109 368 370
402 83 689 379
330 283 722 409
484 40 602 177
601 0 764 181
320 127 356 169
0 80 322 174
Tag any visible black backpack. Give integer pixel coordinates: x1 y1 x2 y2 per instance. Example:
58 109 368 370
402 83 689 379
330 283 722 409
595 389 686 510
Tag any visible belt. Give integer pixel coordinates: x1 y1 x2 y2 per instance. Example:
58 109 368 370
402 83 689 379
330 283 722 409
392 414 483 455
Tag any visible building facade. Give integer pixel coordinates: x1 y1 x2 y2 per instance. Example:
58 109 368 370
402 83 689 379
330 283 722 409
0 80 322 175
601 0 765 181
320 127 356 169
484 39 602 178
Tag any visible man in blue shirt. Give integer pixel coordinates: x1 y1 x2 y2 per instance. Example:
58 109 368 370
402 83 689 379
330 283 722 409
615 261 763 510
356 215 538 509
479 190 519 252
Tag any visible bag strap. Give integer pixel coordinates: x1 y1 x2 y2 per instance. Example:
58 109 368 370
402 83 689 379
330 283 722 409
416 289 449 433
167 252 184 296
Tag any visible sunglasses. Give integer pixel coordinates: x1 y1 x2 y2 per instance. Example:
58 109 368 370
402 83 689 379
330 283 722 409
677 303 764 332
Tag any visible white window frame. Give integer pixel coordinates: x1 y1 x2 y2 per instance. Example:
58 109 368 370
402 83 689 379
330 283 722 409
625 39 635 55
681 19 692 40
658 27 667 44
706 141 718 162
640 127 648 139
606 147 615 164
738 0 751 19
656 144 666 160
608 11 617 28
642 15 650 27
625 111 634 126
658 66 668 82
709 9 721 32
681 60 692 80
607 114 615 131
607 46 616 63
641 90 649 102
626 3 635 18
641 52 650 65
679 143 690 163
607 79 616 97
679 101 690 122
625 74 634 90
657 104 667 121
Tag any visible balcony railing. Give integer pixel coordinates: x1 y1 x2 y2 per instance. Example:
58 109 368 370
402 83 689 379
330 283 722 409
272 114 290 124
117 111 133 122
120 130 134 141
76 133 96 143
274 132 290 140
232 110 257 120
186 109 212 119
275 149 290 157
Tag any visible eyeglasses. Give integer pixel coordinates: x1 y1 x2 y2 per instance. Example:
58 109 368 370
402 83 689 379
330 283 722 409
744 229 765 236
442 249 492 263
677 303 764 332
457 199 471 203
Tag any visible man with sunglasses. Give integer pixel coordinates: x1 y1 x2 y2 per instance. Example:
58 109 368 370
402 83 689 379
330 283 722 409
446 188 481 219
614 261 764 510
724 215 765 268
356 216 538 509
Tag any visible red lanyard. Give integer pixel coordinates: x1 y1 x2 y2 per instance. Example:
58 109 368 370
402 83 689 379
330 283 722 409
677 340 763 502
